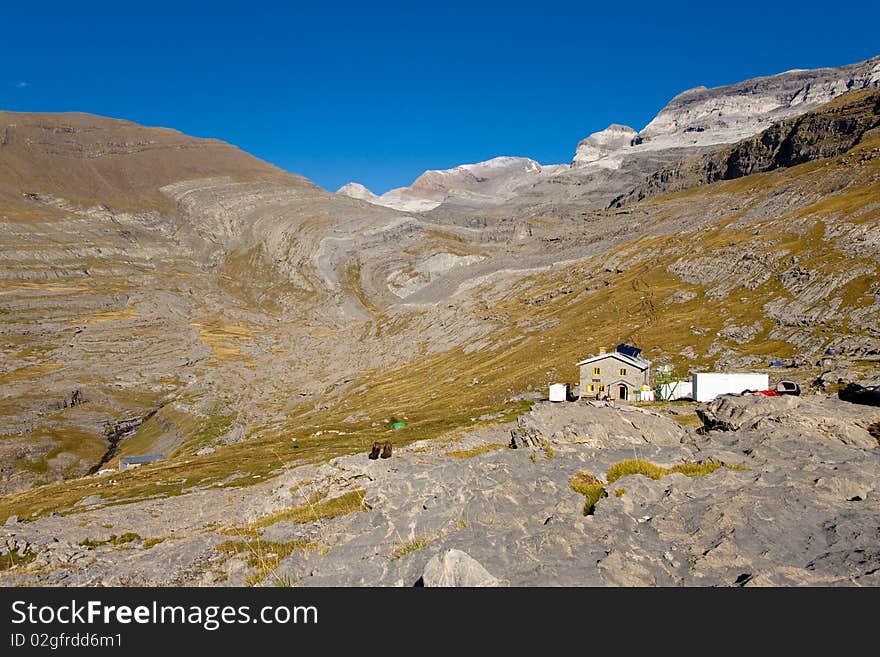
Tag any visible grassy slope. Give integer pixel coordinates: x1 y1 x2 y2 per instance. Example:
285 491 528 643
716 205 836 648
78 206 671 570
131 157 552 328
0 111 307 214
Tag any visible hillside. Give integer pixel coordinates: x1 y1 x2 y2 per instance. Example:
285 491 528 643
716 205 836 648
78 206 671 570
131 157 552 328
0 111 310 215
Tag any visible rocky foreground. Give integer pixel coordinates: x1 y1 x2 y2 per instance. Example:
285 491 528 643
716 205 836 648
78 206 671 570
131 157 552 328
2 393 878 586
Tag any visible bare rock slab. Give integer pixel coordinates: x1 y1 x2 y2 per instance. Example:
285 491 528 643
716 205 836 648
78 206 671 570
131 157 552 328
419 549 500 587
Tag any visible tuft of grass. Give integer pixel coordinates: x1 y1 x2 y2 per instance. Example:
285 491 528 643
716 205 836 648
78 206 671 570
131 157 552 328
670 462 724 477
288 479 314 495
445 443 507 459
217 539 316 586
250 489 366 529
79 532 142 548
390 536 430 559
672 413 705 428
542 443 555 460
269 573 300 588
614 488 626 497
1 548 36 572
570 472 607 516
606 460 670 483
142 537 167 549
606 459 747 484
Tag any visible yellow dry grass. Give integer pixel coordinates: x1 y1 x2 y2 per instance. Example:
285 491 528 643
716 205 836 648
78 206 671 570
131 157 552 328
83 307 139 324
445 443 507 459
0 282 90 295
248 489 367 529
191 322 258 360
0 362 63 385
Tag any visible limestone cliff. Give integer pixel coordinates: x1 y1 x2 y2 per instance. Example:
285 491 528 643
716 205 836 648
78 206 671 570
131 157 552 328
611 88 880 206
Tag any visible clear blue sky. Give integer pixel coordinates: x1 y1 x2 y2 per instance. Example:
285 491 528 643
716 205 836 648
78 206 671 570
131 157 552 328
2 1 877 193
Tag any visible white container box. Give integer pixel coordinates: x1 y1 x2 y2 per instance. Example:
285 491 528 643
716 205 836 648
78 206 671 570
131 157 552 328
692 373 769 403
549 383 569 402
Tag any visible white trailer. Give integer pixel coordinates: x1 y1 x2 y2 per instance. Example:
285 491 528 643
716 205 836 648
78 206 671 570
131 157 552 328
549 383 569 402
691 373 769 403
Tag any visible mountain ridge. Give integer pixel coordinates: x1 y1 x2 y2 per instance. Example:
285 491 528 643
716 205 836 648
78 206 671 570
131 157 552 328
336 54 880 214
612 88 880 207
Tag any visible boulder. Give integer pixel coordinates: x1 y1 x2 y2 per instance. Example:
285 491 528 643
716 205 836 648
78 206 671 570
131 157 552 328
697 393 880 448
419 549 500 587
510 401 685 449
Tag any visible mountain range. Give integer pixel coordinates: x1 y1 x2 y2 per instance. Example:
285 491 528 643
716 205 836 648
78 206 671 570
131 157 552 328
338 55 880 213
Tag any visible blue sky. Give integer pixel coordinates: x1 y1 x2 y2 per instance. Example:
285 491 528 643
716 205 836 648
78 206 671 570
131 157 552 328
2 1 877 193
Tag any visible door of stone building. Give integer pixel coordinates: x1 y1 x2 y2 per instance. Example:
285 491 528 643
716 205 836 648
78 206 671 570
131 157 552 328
618 384 628 400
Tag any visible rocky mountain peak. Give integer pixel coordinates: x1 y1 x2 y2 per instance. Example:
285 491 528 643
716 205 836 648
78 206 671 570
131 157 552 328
611 87 880 207
571 54 880 168
336 181 378 202
571 124 638 168
638 54 880 150
410 156 543 195
334 156 561 212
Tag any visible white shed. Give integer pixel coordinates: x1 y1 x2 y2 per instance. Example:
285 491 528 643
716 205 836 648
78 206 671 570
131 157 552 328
691 373 769 403
549 383 569 402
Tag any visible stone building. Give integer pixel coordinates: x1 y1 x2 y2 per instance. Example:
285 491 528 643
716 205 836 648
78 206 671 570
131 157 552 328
576 344 651 401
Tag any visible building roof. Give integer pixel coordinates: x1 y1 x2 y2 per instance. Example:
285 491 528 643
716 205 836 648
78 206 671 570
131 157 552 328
120 454 164 465
616 343 643 359
576 351 652 370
